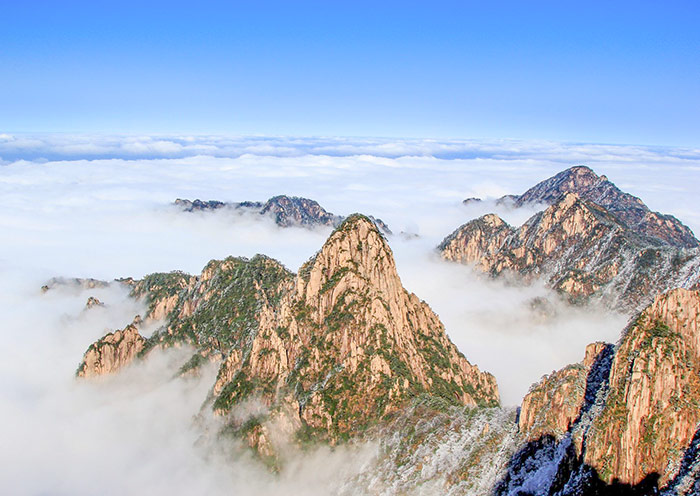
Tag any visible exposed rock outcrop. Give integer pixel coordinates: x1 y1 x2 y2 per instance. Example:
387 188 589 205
498 288 700 494
78 214 496 451
440 192 700 312
496 165 698 249
40 277 109 293
77 322 146 378
174 195 392 234
585 289 700 486
259 195 341 227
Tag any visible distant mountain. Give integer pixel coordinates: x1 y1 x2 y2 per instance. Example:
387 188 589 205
174 195 392 234
494 165 698 249
441 192 700 312
77 215 497 458
498 288 700 495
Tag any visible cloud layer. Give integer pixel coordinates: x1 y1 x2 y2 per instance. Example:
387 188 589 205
0 135 697 492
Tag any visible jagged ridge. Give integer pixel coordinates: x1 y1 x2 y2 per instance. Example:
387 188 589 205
440 192 700 312
77 213 497 456
497 165 698 249
174 194 392 234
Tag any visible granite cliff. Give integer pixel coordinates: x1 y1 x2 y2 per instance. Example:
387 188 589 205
498 288 700 495
77 214 497 458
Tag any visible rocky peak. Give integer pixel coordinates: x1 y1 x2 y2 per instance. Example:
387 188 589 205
439 213 514 271
174 198 227 211
299 214 395 302
440 192 700 312
518 341 612 444
285 213 500 433
173 195 391 234
77 322 146 378
584 288 700 486
499 165 698 249
514 166 607 206
85 296 104 309
259 195 341 227
78 212 497 452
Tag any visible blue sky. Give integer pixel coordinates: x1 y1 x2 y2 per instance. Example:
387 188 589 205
1 1 699 145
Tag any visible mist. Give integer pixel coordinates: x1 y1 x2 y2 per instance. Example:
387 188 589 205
0 135 697 492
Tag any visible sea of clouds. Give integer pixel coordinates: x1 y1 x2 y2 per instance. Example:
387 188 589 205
1 134 698 493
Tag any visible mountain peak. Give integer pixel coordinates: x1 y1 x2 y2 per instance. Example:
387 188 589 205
441 188 700 310
78 211 498 451
502 166 698 248
505 288 700 492
260 195 341 227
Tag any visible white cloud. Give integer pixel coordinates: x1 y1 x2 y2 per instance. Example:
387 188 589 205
0 135 698 491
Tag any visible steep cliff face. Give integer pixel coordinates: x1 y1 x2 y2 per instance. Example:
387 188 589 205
78 214 497 451
499 289 700 494
585 289 700 486
439 214 513 271
498 165 698 249
77 322 146 378
273 215 498 438
440 192 700 312
212 215 498 444
517 342 612 448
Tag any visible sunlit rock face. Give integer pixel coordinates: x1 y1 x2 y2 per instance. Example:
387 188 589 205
499 165 698 249
585 288 700 487
441 190 700 312
498 288 700 495
77 214 497 456
77 322 146 378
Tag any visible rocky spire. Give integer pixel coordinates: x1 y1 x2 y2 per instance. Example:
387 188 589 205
584 288 700 486
78 213 498 451
77 321 146 378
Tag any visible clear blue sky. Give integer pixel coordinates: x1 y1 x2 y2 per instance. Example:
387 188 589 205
1 1 699 145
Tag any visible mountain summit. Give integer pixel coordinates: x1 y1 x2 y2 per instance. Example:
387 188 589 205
442 192 700 311
499 165 698 249
77 213 497 456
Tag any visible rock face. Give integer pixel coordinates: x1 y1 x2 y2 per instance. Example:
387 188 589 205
78 214 497 451
174 195 392 234
259 195 341 227
498 165 698 249
498 289 700 494
440 192 700 312
77 323 146 378
585 289 700 486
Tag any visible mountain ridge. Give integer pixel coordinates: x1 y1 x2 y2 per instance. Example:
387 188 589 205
442 191 700 312
494 165 698 249
77 214 498 457
174 194 392 234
